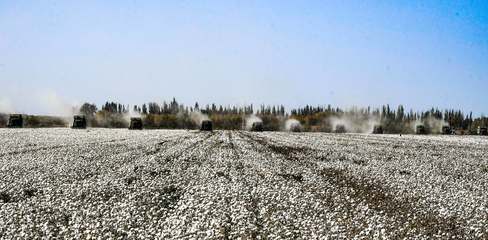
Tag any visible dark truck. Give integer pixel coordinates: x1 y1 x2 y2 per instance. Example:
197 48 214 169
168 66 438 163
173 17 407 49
7 114 23 128
441 126 452 135
478 126 488 136
72 115 87 129
200 120 213 131
129 118 143 130
335 125 346 134
251 122 264 132
289 123 301 132
373 125 384 134
416 125 427 135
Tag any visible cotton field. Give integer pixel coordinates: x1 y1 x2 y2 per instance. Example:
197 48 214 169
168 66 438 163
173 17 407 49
0 129 487 239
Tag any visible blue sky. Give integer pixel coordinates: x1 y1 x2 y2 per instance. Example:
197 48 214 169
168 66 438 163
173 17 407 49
1 0 487 115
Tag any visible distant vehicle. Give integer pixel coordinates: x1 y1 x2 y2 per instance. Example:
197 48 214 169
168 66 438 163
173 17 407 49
251 122 264 132
71 115 87 129
200 120 213 131
289 124 301 132
416 125 427 134
441 126 452 135
335 125 346 133
373 125 384 134
7 114 23 128
478 126 488 136
129 118 143 130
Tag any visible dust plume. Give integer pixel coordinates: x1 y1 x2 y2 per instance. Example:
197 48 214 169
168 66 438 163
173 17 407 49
285 118 301 131
328 115 380 133
411 117 449 134
0 97 15 114
38 91 79 117
427 117 449 134
190 111 209 125
123 106 143 124
245 114 263 130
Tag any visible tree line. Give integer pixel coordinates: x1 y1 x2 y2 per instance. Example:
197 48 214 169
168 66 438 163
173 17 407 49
72 99 488 134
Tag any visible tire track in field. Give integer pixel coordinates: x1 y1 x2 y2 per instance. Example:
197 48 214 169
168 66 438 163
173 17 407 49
158 131 217 166
79 131 218 231
235 131 311 238
213 131 277 239
165 131 266 239
95 131 216 191
221 131 264 239
158 131 236 238
239 131 467 238
90 131 209 187
229 131 271 238
209 131 236 239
